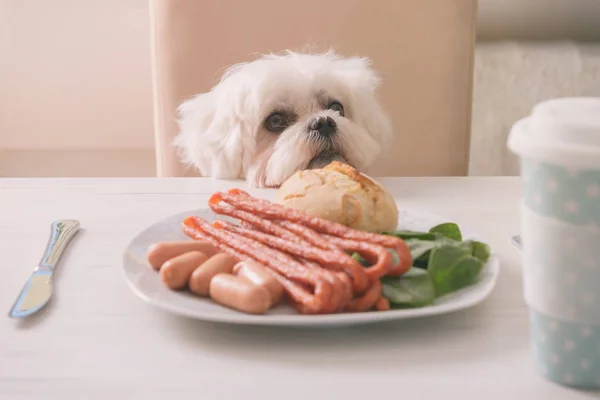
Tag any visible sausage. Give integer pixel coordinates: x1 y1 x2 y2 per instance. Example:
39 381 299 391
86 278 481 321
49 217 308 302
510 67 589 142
375 296 391 311
233 260 284 305
188 253 237 296
147 240 217 270
321 234 393 280
345 280 383 312
184 216 333 314
159 251 209 290
182 189 414 315
184 217 334 314
209 189 413 275
209 273 272 314
215 220 369 293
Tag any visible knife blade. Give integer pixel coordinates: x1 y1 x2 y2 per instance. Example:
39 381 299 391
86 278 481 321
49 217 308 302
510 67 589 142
9 219 80 318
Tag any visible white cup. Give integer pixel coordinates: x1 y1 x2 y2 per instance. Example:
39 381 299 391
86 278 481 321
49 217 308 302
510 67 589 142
508 97 600 389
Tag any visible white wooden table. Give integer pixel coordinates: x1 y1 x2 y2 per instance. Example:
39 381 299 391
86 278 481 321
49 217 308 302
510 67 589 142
0 177 597 399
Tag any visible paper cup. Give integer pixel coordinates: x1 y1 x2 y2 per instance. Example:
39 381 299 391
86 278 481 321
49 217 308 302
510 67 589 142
530 310 600 389
508 97 600 389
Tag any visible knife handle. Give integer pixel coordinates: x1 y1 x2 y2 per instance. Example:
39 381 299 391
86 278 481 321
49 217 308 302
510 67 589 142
39 220 81 269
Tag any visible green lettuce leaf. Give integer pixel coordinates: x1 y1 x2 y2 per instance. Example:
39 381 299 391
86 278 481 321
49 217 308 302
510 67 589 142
382 268 435 308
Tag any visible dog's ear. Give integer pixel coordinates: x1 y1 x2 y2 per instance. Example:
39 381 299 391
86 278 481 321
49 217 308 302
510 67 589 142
335 56 393 151
173 91 248 178
336 56 382 93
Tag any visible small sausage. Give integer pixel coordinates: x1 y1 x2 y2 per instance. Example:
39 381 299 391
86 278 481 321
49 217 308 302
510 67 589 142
147 240 217 270
233 261 284 305
209 273 272 314
189 253 238 296
160 251 209 290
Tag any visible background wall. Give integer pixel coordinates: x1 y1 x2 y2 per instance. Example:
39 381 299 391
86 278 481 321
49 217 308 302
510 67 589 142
1 0 600 177
0 0 155 176
470 42 600 176
471 0 600 176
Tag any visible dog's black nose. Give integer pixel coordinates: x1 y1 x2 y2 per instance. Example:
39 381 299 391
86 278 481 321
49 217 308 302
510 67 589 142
308 116 337 137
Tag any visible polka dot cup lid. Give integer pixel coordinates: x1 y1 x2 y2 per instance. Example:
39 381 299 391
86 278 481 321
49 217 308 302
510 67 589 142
508 97 600 169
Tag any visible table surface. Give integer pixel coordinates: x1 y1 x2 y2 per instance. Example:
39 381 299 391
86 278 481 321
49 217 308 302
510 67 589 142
0 177 598 400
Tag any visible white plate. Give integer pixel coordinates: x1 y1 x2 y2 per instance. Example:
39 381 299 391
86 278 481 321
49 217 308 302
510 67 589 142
122 209 500 327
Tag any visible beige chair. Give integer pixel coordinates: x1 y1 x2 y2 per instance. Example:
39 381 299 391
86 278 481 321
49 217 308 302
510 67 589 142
150 0 477 178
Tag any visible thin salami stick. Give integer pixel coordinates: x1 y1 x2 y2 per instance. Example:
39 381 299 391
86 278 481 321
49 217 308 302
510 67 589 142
214 220 369 294
210 190 413 276
321 234 394 280
276 220 343 251
183 217 331 314
275 220 371 288
183 223 244 261
211 220 359 312
213 189 402 248
211 220 349 312
184 217 333 314
297 258 348 313
196 218 353 313
345 280 383 312
209 206 370 293
183 190 413 314
209 202 300 243
218 191 390 311
375 297 391 312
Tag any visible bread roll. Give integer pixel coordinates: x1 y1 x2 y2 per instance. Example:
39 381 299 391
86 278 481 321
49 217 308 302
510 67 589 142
274 161 398 232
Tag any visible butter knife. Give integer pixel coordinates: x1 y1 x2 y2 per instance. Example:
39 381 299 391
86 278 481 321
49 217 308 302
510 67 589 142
8 219 80 318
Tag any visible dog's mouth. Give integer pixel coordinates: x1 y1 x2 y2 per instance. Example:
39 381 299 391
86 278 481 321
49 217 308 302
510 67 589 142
307 151 347 170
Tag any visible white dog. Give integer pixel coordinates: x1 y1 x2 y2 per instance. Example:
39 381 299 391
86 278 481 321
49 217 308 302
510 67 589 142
174 51 392 188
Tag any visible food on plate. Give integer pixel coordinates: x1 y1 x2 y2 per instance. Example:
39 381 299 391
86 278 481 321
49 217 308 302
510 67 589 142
365 222 491 308
147 240 218 270
273 161 398 233
147 243 277 312
209 273 273 314
159 251 209 290
234 260 284 305
182 188 413 315
381 268 435 308
145 174 492 316
189 253 238 296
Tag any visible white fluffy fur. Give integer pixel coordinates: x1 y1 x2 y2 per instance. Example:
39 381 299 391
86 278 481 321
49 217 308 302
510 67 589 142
174 50 392 188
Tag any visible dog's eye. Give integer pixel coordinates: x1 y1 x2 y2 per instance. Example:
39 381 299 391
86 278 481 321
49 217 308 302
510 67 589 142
328 101 344 116
265 112 288 132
